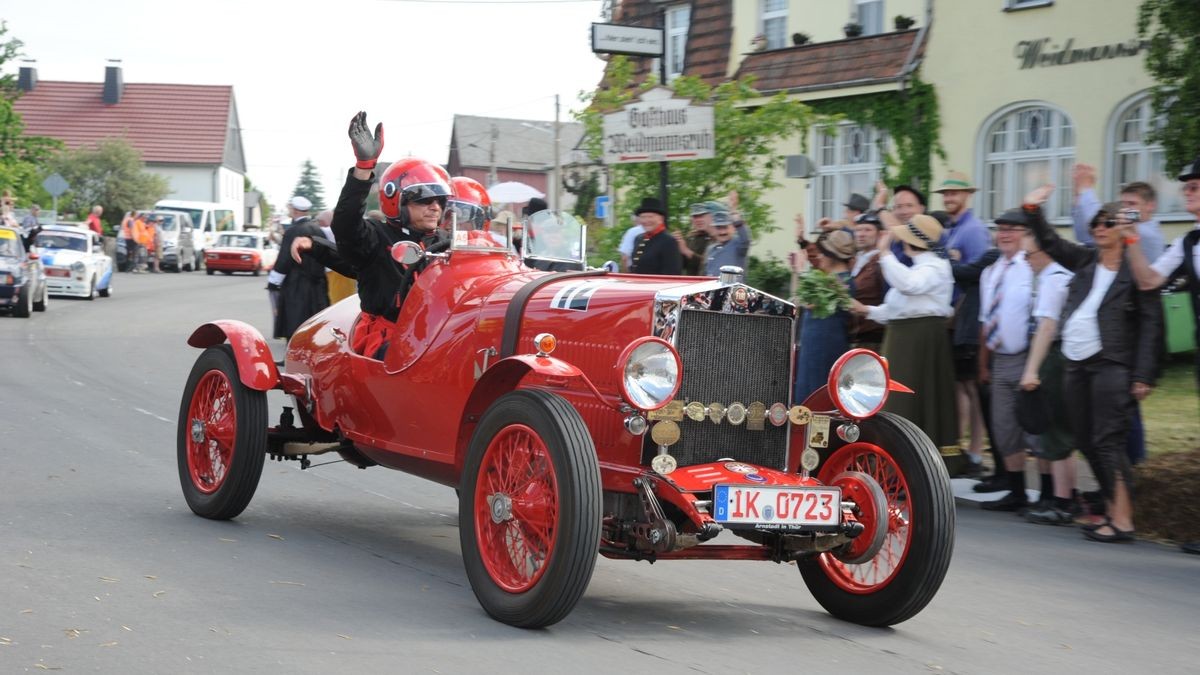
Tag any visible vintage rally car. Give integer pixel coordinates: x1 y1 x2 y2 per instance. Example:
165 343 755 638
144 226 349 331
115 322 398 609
0 226 49 317
203 231 277 276
37 225 114 299
178 211 954 629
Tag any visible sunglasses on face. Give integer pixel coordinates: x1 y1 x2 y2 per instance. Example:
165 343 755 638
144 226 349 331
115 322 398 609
1183 182 1200 194
1090 218 1118 230
412 196 447 208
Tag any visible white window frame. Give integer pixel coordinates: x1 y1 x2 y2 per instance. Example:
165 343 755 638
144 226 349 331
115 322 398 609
760 0 788 51
1106 91 1187 221
810 123 887 227
855 0 884 36
663 4 690 81
976 102 1076 223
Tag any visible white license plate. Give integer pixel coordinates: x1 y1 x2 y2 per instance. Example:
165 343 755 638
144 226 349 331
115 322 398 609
713 484 841 527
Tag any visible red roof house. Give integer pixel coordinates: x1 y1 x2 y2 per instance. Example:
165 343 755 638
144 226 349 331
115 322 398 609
13 65 247 219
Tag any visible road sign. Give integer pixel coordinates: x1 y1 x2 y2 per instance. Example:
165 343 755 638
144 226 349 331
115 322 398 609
594 195 610 220
602 87 715 165
42 173 69 197
591 23 664 57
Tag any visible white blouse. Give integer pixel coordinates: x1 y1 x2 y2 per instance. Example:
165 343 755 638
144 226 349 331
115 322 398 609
865 251 954 324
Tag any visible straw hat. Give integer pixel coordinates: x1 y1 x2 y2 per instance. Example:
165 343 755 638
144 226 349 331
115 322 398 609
816 229 856 261
932 170 978 193
889 213 944 250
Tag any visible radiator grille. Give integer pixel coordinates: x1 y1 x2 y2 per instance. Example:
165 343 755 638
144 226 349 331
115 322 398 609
648 309 793 469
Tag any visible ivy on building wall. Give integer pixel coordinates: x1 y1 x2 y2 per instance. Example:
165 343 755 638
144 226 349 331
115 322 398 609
805 76 945 189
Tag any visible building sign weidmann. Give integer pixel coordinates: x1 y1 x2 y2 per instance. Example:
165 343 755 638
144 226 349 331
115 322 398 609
602 87 715 165
1015 37 1150 69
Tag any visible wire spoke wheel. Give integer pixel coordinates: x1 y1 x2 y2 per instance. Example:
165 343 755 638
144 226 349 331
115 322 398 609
460 389 600 628
177 345 267 520
798 413 954 627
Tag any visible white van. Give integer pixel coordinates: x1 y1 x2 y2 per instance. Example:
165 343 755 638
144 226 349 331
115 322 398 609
155 200 240 270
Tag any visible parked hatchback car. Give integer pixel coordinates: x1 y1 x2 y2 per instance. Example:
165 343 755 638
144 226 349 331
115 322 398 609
0 226 48 317
204 231 277 276
37 225 114 299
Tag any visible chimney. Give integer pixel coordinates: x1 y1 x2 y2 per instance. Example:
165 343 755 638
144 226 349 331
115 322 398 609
103 60 124 105
17 60 37 92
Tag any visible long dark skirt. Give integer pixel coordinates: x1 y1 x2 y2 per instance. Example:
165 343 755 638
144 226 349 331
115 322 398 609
881 316 959 448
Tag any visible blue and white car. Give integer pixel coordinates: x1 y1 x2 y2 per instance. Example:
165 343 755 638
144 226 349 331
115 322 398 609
37 225 115 300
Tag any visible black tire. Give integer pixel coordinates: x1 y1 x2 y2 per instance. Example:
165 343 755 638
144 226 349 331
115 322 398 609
32 283 48 312
459 388 601 628
252 265 261 277
176 345 267 520
206 268 215 276
798 412 955 627
13 283 32 318
86 277 96 301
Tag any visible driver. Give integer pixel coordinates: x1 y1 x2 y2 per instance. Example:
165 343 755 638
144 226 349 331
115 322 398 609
292 112 451 359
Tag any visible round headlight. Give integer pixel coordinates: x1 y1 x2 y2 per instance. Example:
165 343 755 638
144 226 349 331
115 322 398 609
616 337 682 411
827 349 889 419
71 261 86 273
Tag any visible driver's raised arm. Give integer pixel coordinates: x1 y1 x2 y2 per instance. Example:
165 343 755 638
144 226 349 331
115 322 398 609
331 112 386 269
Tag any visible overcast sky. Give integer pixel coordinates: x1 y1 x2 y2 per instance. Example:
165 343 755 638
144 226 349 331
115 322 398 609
2 0 608 209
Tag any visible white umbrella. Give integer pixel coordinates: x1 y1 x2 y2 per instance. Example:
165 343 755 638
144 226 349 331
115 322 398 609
487 181 545 203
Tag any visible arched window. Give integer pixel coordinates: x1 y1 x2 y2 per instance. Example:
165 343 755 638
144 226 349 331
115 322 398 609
1108 93 1185 219
813 124 885 221
978 104 1075 222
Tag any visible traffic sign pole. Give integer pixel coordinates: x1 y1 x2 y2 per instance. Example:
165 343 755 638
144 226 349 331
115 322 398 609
658 9 669 217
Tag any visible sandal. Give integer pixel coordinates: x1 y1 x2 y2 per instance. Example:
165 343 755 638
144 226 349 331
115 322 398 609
1083 524 1135 543
1078 516 1110 532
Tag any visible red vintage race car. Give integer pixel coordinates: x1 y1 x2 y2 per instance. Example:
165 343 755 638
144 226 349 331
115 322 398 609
177 211 954 629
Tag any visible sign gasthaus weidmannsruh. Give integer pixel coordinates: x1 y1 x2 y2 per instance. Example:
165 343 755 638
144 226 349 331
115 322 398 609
602 87 715 165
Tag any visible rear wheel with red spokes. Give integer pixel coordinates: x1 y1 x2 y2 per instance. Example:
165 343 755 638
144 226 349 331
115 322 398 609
460 389 601 628
798 412 954 626
177 345 267 520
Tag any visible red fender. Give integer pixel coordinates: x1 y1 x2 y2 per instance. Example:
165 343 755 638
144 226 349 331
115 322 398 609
187 320 280 391
455 354 612 468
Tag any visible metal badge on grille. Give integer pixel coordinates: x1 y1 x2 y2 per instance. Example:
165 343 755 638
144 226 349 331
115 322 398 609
648 400 684 422
746 402 766 431
650 420 681 446
726 401 747 426
768 403 788 427
651 453 677 475
788 405 812 426
707 402 725 424
801 448 821 471
684 401 706 422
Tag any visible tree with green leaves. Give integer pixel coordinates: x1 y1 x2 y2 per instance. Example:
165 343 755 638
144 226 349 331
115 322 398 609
46 138 169 232
576 56 814 293
291 159 325 210
1139 0 1200 170
0 22 62 205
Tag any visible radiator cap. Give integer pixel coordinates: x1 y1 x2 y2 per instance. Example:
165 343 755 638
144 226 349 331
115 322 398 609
718 265 744 284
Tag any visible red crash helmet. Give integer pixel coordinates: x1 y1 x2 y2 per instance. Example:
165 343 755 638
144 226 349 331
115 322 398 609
378 158 452 224
443 176 493 230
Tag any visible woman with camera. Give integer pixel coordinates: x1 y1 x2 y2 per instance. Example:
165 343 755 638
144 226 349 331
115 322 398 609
1025 184 1162 543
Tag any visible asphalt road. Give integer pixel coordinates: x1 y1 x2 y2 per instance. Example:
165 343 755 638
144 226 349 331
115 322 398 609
1 271 1197 674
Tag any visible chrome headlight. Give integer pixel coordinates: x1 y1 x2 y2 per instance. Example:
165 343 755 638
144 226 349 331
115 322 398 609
828 349 889 419
616 337 682 411
71 261 86 273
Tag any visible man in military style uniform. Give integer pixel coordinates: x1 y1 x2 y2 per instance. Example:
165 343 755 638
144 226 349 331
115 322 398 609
676 201 718 275
629 197 681 276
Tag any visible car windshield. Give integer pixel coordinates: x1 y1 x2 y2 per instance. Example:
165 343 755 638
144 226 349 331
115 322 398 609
157 214 178 231
37 232 89 252
524 211 586 264
217 234 259 248
163 208 204 227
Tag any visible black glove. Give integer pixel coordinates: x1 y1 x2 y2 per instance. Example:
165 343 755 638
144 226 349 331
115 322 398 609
266 282 281 292
348 111 384 171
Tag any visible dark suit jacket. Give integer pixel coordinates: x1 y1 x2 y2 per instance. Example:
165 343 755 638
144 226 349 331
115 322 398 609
1029 206 1161 384
850 253 886 344
630 229 682 275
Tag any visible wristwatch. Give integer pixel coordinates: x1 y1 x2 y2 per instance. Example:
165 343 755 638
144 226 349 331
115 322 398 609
1123 234 1140 245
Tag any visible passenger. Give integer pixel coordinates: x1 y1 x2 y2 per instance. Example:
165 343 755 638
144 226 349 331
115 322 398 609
291 112 451 359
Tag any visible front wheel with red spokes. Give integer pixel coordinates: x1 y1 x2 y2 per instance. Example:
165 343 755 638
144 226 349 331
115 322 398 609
177 345 267 520
459 389 601 628
798 412 954 627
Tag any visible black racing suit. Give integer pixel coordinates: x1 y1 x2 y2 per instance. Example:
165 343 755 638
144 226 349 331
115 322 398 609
309 169 446 322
